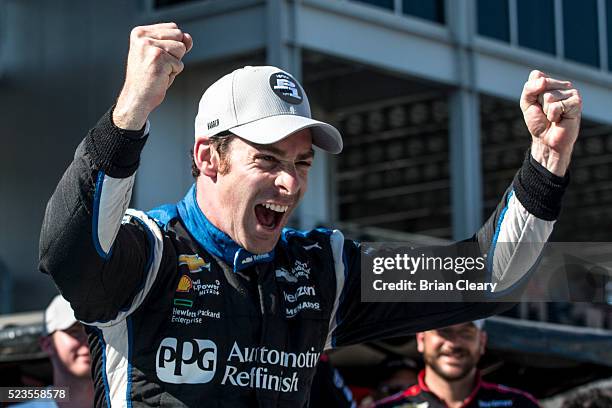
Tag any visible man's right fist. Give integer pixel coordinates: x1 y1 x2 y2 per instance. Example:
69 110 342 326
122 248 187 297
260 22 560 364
113 22 193 130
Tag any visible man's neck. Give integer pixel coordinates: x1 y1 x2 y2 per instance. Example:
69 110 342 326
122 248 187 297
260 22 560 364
423 366 477 408
196 179 225 234
53 371 94 408
186 183 274 272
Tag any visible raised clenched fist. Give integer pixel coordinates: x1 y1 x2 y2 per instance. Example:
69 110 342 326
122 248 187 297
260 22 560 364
113 22 193 130
520 70 582 176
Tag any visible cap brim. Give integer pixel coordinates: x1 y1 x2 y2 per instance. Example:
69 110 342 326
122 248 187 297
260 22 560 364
43 315 78 336
43 295 79 335
54 318 79 332
229 115 343 154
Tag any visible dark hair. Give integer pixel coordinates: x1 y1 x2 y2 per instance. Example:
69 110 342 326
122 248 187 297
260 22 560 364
191 132 235 178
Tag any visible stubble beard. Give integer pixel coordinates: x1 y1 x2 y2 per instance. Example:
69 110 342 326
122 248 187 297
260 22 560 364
425 351 477 382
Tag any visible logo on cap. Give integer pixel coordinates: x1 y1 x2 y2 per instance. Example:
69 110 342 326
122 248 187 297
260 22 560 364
270 72 303 105
207 119 219 130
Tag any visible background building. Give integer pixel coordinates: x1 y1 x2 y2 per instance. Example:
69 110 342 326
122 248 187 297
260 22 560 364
1 0 611 317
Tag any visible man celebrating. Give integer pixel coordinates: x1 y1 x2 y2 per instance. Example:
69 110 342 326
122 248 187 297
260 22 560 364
39 23 580 407
373 321 539 407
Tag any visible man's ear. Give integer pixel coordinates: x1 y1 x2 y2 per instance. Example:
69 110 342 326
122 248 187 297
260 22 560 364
478 331 487 356
39 335 55 357
416 332 425 353
194 137 219 179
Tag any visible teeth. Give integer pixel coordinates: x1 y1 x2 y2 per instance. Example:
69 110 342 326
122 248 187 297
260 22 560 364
263 203 288 213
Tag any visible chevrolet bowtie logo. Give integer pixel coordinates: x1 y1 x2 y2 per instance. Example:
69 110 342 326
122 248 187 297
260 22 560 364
179 254 210 273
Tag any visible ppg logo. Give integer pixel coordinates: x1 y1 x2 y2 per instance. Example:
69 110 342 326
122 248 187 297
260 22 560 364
156 338 217 384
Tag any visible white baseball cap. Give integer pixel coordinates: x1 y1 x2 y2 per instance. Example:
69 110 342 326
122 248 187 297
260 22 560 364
43 295 78 336
194 66 343 154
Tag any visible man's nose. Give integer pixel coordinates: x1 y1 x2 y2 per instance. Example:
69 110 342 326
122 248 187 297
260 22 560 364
275 166 302 195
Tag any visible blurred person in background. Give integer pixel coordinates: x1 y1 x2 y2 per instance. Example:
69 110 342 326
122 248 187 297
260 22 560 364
359 358 418 407
561 388 612 408
14 295 93 407
374 321 539 407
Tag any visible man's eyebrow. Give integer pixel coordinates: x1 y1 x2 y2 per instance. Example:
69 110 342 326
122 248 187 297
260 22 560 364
297 149 315 161
256 145 315 160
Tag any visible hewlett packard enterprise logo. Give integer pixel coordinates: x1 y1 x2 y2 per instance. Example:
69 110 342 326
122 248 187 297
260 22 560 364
156 338 217 384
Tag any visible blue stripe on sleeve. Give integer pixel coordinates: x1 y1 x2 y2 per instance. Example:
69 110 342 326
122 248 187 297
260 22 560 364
126 317 134 407
94 328 112 408
486 190 514 280
92 171 110 259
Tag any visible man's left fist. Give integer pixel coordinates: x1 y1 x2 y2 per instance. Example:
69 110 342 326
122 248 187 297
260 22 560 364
520 70 582 176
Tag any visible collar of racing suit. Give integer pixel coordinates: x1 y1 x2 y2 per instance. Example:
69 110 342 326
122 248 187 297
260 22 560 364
418 369 482 407
177 184 275 273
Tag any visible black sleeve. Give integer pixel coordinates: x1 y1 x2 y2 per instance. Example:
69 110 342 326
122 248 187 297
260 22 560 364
309 356 356 408
38 106 154 324
328 152 569 347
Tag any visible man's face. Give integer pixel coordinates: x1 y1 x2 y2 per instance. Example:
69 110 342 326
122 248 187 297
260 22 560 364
417 322 486 382
45 323 91 378
207 129 313 253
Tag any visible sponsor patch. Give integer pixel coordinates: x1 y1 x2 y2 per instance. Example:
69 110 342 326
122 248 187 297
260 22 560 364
292 260 311 280
283 286 316 303
171 307 221 325
192 279 221 296
156 339 321 392
220 342 321 393
156 338 217 384
176 276 220 297
477 400 513 407
303 242 322 251
241 253 272 265
285 301 320 318
176 275 193 292
173 298 193 308
275 267 297 283
275 260 312 283
178 254 210 273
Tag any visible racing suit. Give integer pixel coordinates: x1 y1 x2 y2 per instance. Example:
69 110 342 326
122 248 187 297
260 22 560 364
39 107 567 407
373 370 540 407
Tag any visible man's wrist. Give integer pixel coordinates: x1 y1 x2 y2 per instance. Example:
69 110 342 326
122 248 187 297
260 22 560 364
512 149 569 221
530 140 572 177
85 106 149 178
113 95 149 131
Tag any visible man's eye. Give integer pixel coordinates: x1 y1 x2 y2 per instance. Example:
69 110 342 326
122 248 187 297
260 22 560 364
260 155 277 162
297 161 312 168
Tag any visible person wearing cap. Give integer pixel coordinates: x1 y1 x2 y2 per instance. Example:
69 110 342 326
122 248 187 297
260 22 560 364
15 295 93 407
373 320 539 407
38 23 580 407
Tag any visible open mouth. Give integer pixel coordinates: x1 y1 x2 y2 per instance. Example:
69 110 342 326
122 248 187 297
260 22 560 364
254 203 289 230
